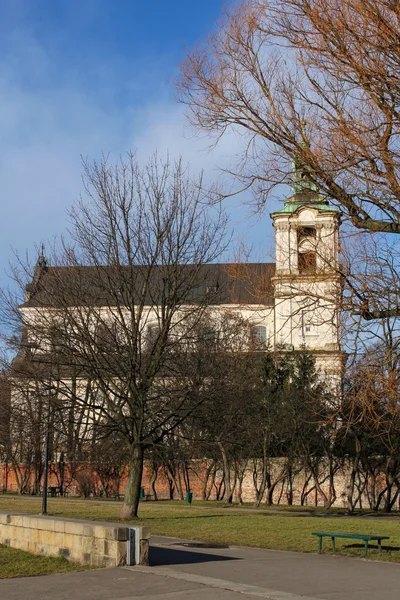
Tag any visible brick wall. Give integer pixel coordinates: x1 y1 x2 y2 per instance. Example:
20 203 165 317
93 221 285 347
0 460 392 510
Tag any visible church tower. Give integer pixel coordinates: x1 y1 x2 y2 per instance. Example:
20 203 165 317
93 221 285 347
271 159 342 379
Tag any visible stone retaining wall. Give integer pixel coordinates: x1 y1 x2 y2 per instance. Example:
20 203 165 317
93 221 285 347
0 512 150 567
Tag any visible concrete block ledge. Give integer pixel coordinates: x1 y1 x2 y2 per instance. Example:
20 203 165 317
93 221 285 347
0 511 150 567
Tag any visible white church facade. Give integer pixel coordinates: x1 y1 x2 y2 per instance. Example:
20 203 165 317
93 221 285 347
217 176 343 380
270 180 342 378
16 171 342 385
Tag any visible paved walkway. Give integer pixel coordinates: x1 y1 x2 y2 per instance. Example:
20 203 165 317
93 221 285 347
1 534 400 599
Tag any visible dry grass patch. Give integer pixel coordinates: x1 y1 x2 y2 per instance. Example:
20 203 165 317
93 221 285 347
0 544 89 579
1 496 400 562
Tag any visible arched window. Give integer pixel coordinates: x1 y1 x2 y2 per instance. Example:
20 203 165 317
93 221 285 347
298 227 317 273
145 324 161 349
298 226 316 240
298 251 316 273
251 325 267 350
96 322 117 344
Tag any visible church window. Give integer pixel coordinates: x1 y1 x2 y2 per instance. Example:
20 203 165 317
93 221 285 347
50 328 65 354
203 326 219 345
302 311 317 337
297 226 316 241
145 324 161 348
298 251 316 273
96 322 117 345
251 325 267 350
193 325 219 352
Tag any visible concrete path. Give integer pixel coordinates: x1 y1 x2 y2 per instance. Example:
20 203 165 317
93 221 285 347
1 534 400 599
147 534 400 599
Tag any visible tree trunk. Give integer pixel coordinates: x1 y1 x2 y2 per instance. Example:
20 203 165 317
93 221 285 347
266 480 277 506
374 487 388 511
176 465 185 500
300 471 313 506
206 466 217 500
253 456 268 507
149 464 159 500
383 472 395 513
236 460 248 505
346 456 360 513
286 465 294 505
215 473 225 500
201 460 215 501
120 445 144 519
167 476 175 500
166 463 184 500
218 442 234 504
265 468 287 506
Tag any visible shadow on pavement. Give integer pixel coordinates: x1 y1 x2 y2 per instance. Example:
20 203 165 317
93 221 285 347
150 545 241 566
343 543 399 552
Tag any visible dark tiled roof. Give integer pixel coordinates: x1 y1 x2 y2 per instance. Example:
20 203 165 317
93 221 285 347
22 263 275 308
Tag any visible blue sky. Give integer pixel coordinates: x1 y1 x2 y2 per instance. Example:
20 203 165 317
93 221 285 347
0 0 277 292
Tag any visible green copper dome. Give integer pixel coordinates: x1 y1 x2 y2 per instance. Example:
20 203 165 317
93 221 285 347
273 191 341 215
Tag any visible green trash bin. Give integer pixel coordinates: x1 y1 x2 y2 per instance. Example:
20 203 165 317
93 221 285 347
139 486 145 500
185 490 193 504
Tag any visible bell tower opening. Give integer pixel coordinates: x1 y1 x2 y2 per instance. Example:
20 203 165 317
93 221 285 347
298 251 316 274
297 226 316 274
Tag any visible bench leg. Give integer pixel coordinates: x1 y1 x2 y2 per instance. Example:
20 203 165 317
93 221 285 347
331 537 336 553
318 536 322 554
364 540 368 556
378 539 382 555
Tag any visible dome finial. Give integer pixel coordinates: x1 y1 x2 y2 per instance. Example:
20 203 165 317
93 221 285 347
291 120 318 194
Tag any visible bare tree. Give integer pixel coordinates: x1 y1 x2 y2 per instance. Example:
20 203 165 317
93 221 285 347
178 0 400 233
0 373 11 491
339 330 400 512
177 0 400 321
6 153 231 518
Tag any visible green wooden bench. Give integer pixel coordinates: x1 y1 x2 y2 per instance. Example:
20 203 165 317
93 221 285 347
312 531 390 556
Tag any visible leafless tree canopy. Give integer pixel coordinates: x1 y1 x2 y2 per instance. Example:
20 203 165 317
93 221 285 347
177 0 400 234
6 153 233 518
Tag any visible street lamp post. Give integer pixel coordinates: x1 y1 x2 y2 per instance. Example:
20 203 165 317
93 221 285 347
41 429 50 514
41 376 52 515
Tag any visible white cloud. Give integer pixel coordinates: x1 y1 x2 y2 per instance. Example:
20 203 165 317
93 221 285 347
0 30 276 293
130 100 276 260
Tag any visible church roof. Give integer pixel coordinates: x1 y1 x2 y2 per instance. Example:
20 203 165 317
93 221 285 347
22 263 276 309
274 200 341 215
271 191 341 216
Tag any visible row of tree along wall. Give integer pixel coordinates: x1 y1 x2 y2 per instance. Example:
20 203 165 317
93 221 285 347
1 458 398 513
3 347 399 517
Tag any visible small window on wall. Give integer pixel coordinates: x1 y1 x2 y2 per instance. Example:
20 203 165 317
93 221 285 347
49 327 67 354
96 323 117 346
146 324 161 349
302 312 317 337
199 326 219 349
298 251 316 273
251 325 267 350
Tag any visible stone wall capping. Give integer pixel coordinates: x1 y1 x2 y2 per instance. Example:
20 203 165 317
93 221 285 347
0 511 150 567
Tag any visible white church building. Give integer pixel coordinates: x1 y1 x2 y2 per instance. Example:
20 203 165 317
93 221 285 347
16 166 342 385
269 173 342 378
212 172 343 380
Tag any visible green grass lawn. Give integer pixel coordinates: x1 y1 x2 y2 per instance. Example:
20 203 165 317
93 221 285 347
0 544 88 579
1 496 400 563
